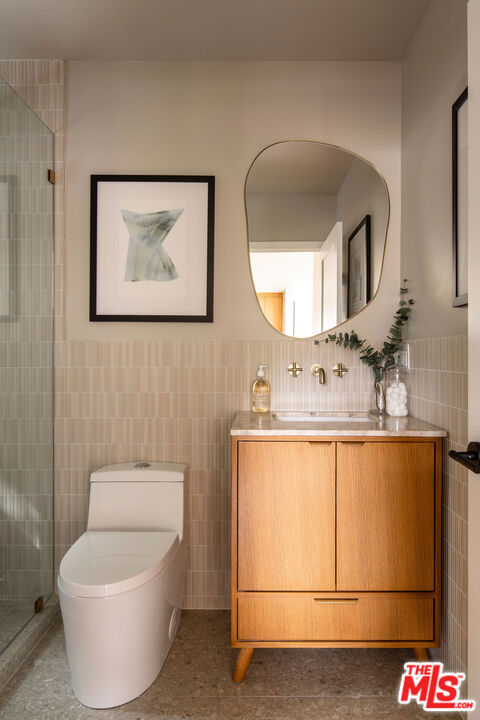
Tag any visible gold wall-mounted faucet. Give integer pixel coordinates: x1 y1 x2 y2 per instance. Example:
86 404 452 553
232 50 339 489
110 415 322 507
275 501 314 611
311 364 326 384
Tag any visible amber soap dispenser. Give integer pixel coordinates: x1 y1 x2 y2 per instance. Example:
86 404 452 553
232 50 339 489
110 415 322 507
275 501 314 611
252 365 270 414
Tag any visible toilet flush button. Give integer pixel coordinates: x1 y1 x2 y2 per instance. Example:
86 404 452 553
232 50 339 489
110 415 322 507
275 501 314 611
135 462 151 468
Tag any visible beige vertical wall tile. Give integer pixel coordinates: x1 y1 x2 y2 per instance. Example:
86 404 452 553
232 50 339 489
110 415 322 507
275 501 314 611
51 336 376 607
51 333 467 647
1 59 67 343
0 60 64 603
410 335 468 674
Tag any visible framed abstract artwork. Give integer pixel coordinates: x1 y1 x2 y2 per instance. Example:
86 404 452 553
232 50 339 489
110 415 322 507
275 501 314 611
90 175 215 321
347 214 371 317
452 88 468 307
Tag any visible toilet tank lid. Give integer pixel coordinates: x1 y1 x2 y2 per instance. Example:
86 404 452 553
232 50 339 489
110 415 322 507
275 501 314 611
90 462 188 483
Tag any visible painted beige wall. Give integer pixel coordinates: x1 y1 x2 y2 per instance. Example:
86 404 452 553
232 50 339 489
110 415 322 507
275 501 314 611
401 0 468 338
400 0 468 678
66 61 401 341
468 0 480 713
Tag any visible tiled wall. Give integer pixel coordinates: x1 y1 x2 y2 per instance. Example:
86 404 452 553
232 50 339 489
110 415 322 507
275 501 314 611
0 60 64 602
409 336 468 674
0 60 66 342
54 335 469 625
54 338 373 608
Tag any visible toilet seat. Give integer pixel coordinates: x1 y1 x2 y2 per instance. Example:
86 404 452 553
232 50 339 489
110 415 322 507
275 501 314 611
59 530 179 599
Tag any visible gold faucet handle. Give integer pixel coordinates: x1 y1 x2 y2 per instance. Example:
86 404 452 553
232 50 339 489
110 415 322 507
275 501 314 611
311 364 326 384
287 362 303 377
332 363 349 378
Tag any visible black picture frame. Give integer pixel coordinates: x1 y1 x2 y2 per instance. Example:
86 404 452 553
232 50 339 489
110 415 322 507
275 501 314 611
347 214 371 318
90 174 215 322
452 88 468 307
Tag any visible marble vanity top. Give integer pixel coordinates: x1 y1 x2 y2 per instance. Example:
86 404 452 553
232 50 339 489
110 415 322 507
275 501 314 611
231 411 446 437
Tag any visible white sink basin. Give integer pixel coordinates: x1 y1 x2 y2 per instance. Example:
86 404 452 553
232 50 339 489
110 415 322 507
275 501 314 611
273 411 372 423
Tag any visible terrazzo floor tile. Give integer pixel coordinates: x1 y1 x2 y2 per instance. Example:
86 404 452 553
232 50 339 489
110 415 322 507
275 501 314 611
0 602 34 654
0 611 461 719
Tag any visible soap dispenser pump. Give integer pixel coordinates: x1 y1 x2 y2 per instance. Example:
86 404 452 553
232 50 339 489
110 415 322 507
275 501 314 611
252 365 270 414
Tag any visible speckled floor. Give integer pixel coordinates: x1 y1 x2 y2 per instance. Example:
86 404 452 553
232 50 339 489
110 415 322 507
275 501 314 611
0 602 34 655
0 611 459 719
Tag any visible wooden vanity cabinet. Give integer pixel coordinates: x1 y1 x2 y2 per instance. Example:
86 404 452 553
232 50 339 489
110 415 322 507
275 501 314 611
237 441 336 591
337 441 436 591
231 436 442 681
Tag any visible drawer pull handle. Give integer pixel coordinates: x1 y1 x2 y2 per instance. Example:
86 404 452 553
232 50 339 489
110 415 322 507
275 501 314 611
340 442 365 446
313 598 358 604
308 441 333 446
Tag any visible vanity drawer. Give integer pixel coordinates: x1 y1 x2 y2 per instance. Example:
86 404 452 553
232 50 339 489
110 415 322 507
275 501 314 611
237 595 434 642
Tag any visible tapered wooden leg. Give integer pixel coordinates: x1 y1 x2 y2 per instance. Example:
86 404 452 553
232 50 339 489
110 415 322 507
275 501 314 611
414 648 430 661
233 647 254 682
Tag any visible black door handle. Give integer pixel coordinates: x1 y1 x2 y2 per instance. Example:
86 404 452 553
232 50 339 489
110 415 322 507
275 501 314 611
449 442 480 473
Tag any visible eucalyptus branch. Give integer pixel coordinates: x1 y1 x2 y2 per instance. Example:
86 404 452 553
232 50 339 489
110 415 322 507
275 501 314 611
314 279 414 382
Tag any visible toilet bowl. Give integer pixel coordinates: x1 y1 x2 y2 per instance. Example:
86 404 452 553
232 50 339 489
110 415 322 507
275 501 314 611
58 462 187 709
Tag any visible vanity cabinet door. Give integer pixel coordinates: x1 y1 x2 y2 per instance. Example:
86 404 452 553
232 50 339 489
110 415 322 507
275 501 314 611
336 441 435 591
237 441 336 591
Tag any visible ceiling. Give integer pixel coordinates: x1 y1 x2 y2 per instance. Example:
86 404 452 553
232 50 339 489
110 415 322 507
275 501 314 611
0 0 431 61
246 142 356 195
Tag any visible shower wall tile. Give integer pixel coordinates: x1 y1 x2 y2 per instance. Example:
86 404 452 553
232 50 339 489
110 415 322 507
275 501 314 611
0 60 61 603
0 59 66 342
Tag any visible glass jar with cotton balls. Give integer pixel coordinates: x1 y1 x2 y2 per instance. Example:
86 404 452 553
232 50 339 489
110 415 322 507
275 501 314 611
386 358 409 417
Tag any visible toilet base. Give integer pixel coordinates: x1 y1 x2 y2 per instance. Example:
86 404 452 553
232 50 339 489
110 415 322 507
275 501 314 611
59 544 185 709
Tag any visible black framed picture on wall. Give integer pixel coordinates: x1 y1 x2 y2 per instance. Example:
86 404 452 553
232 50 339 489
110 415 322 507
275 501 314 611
347 214 371 318
452 88 468 307
90 175 215 322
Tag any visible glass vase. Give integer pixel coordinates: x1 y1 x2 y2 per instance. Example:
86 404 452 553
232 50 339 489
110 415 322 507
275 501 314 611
369 370 386 417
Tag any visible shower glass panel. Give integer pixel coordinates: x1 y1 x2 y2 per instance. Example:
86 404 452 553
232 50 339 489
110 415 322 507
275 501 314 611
0 77 54 652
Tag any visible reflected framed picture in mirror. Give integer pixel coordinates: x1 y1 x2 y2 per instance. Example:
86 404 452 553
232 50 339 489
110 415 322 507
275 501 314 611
347 215 371 317
452 87 468 307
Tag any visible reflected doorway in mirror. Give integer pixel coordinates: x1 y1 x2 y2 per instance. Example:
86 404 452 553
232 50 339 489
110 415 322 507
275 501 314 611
257 292 284 333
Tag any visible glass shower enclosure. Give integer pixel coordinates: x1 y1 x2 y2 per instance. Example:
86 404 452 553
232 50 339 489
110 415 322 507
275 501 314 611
0 77 54 652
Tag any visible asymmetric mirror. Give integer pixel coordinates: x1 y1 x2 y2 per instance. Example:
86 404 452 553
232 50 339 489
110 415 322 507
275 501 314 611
246 141 389 338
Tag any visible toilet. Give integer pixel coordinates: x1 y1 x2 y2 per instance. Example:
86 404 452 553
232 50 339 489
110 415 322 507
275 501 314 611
58 461 187 709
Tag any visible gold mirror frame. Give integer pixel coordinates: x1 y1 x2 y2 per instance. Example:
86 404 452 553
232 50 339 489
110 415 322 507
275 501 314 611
245 140 391 339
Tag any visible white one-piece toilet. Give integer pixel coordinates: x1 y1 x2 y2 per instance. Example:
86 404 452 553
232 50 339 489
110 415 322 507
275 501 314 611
58 461 187 709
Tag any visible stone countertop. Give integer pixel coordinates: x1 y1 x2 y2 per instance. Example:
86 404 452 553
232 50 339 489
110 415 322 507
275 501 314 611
231 411 446 437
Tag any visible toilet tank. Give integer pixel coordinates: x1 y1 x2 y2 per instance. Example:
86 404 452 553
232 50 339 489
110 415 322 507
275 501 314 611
87 462 187 540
